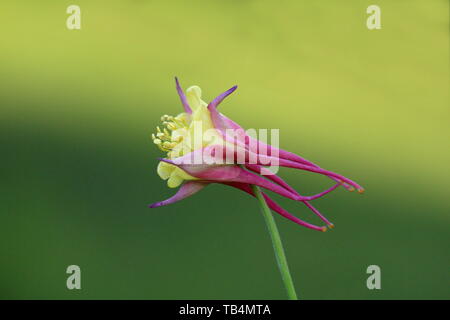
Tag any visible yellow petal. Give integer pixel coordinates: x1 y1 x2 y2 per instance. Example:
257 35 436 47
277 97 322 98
186 86 207 111
157 161 175 180
167 174 184 188
174 167 196 180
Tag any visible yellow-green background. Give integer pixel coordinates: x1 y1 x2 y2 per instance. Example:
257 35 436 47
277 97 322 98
1 0 448 299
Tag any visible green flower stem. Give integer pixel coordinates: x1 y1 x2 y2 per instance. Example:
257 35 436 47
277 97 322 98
251 185 298 300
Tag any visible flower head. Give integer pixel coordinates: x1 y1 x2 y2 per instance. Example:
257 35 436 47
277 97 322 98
149 78 364 232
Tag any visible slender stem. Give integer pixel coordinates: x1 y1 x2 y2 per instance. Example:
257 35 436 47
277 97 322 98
251 185 298 300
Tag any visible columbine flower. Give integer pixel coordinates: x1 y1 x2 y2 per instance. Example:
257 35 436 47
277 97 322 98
149 78 363 232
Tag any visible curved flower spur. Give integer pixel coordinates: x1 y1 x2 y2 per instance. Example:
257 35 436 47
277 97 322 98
149 78 364 232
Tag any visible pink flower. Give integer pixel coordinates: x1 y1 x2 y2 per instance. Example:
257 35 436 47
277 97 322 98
149 78 364 232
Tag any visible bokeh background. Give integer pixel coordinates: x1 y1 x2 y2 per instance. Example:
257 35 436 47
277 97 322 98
1 0 448 299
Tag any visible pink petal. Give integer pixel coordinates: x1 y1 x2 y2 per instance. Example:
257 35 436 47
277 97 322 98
148 181 208 208
204 144 362 193
175 77 192 114
163 156 300 201
245 163 299 195
207 85 238 111
209 112 356 191
234 148 362 191
166 145 354 200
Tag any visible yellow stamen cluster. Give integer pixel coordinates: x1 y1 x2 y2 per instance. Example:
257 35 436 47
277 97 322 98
151 114 187 154
152 85 221 188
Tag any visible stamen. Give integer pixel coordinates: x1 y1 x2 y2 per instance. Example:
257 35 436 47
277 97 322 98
173 117 185 127
152 113 189 155
162 141 176 149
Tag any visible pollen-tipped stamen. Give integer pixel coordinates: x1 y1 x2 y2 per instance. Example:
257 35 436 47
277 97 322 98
152 114 188 154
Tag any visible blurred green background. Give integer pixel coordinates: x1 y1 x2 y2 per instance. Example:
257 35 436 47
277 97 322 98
1 0 448 299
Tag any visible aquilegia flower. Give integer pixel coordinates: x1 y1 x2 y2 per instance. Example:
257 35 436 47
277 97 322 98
149 78 364 232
